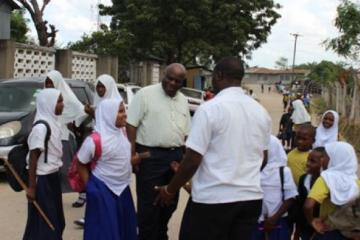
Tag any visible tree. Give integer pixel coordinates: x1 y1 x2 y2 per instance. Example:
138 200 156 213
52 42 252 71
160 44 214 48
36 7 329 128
16 0 57 47
325 0 360 123
67 26 131 64
10 9 29 43
308 61 344 86
99 0 281 64
274 57 288 69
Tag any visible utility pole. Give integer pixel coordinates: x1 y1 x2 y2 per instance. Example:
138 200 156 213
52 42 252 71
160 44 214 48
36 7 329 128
290 33 301 82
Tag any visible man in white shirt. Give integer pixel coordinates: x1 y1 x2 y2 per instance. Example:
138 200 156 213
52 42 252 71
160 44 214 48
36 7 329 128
156 57 272 240
127 63 191 240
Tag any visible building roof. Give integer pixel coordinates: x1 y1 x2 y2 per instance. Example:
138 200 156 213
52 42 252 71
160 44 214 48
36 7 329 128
3 0 21 10
246 67 309 75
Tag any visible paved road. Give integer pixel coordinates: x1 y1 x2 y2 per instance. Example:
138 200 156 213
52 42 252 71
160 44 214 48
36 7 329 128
0 84 283 240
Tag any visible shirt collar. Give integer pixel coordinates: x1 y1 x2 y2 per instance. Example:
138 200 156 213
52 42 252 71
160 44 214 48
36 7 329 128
216 86 244 98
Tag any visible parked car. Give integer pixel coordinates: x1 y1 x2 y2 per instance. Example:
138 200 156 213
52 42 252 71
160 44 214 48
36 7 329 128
180 87 205 115
0 77 94 171
116 83 141 107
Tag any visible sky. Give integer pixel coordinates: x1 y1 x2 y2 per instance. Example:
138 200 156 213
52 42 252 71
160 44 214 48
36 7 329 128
23 0 351 68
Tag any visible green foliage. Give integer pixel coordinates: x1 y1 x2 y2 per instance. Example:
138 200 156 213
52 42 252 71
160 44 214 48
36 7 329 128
67 26 131 64
10 9 29 43
99 0 281 64
308 61 345 86
325 0 360 60
295 62 317 70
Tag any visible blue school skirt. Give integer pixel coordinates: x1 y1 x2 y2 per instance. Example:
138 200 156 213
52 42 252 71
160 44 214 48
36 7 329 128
84 174 137 240
23 171 65 240
313 230 350 240
252 217 289 240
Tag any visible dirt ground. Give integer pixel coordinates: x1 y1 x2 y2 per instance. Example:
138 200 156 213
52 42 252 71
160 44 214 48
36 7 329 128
0 84 285 240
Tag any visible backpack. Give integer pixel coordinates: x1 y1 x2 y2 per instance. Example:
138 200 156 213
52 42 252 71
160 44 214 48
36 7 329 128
5 120 51 192
325 196 360 238
68 132 101 193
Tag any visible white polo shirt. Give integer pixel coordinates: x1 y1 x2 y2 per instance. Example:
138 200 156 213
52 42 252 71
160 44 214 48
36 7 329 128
127 83 191 148
186 87 272 204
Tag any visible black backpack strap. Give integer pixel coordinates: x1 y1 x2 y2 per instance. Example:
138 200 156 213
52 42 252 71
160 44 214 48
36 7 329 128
280 166 285 202
33 120 51 163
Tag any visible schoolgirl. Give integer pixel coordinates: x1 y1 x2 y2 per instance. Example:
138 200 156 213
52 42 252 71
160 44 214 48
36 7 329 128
313 110 339 148
77 98 137 240
45 70 88 193
305 141 360 239
253 135 298 240
24 89 65 240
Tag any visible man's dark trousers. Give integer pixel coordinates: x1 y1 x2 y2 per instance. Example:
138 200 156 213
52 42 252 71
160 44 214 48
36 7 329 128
179 198 262 240
136 144 183 240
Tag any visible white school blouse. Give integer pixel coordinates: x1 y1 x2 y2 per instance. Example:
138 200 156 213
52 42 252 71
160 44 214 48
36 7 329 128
27 124 63 175
186 87 272 204
77 135 132 196
259 166 298 221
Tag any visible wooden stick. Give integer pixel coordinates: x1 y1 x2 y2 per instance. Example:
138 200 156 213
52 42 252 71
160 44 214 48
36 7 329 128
1 158 55 231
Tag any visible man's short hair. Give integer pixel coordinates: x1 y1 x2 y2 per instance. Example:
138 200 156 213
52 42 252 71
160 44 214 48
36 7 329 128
214 56 244 81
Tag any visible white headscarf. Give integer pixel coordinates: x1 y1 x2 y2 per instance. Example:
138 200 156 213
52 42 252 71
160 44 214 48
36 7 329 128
46 70 87 126
93 74 121 106
261 135 288 186
313 110 339 148
34 89 63 157
93 97 131 196
291 99 311 124
322 141 359 205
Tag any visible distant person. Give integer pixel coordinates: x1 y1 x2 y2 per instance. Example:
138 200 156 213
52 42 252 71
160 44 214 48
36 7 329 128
204 87 215 101
313 110 339 148
268 85 271 93
261 83 264 93
282 93 289 112
279 106 294 150
155 56 272 240
303 93 311 111
291 96 311 132
23 89 65 240
249 89 257 99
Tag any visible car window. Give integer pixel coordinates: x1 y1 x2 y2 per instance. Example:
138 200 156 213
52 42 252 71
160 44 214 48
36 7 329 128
180 88 202 99
118 88 128 104
0 86 40 112
71 87 90 105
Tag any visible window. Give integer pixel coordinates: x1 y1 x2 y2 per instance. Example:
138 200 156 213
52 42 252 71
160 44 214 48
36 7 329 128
71 87 90 105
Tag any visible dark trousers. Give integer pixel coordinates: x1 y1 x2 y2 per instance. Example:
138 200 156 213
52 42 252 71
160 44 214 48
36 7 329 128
180 198 262 240
135 144 183 240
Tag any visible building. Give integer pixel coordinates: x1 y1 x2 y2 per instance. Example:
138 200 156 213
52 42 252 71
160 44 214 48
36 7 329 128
185 66 212 90
0 0 20 40
243 67 309 84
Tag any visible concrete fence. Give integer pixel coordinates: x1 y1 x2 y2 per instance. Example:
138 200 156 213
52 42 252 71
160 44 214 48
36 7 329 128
0 40 118 83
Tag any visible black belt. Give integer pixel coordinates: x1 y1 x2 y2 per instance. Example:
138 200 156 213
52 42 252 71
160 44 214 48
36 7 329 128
136 143 183 152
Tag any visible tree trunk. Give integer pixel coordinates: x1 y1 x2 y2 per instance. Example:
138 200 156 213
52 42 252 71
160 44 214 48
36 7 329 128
349 71 359 123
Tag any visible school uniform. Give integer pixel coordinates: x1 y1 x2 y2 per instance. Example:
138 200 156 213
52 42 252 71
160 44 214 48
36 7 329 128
308 142 360 240
23 89 65 240
313 110 339 148
180 87 272 240
46 70 88 192
77 98 137 240
253 135 298 240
